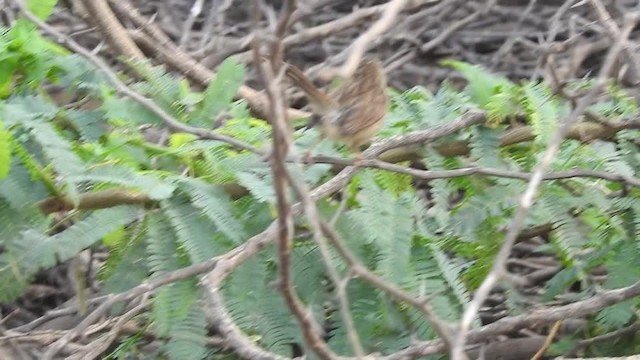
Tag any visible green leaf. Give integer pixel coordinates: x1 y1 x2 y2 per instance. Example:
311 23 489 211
191 58 245 125
69 165 176 200
0 122 10 179
522 82 562 145
348 172 415 283
0 58 18 98
102 95 163 126
27 121 85 175
596 301 634 331
26 0 58 20
441 60 514 109
176 177 247 243
169 133 198 149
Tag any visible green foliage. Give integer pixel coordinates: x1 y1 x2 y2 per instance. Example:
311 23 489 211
190 58 246 126
0 122 10 179
442 59 519 124
2 12 640 358
27 0 58 20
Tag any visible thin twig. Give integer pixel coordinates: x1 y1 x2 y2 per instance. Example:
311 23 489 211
385 280 640 359
339 0 408 78
252 1 337 359
299 158 640 190
178 0 204 48
531 320 562 360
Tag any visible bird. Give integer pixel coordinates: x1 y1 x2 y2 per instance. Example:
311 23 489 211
284 58 389 164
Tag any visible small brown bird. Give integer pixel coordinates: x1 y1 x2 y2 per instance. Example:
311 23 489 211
285 58 388 163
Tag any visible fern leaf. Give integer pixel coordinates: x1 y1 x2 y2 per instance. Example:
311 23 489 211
442 60 514 110
0 158 47 209
101 95 164 126
596 301 634 331
191 58 246 126
0 206 138 302
470 126 503 168
0 122 10 179
99 218 149 294
165 301 208 360
429 244 470 308
32 206 140 268
236 169 276 204
591 141 635 178
161 197 220 263
521 82 563 145
126 60 182 112
26 0 57 20
539 189 585 262
176 177 247 243
65 109 106 142
69 165 176 200
348 173 414 284
25 120 84 175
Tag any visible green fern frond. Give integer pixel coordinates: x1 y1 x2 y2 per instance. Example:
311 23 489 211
225 254 299 354
382 86 434 134
0 205 139 302
0 121 10 179
290 245 327 303
469 126 503 168
442 60 515 112
69 165 176 200
148 214 209 360
605 241 640 289
543 266 578 302
521 82 564 145
596 301 634 331
0 95 58 127
100 220 148 294
165 302 209 360
190 58 246 126
25 120 85 175
32 206 140 267
0 229 43 301
101 94 165 127
127 60 182 111
175 177 247 243
431 81 473 123
370 166 413 197
0 157 47 209
485 90 521 125
235 167 276 204
65 109 106 142
590 141 635 177
26 0 58 20
217 117 270 147
146 212 183 275
225 255 269 332
348 173 416 284
53 54 108 92
428 244 470 308
540 190 584 262
161 196 220 263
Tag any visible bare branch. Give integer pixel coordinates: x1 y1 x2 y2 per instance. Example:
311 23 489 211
339 0 409 78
